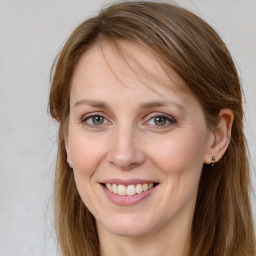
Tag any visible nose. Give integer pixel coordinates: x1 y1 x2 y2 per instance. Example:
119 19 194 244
107 126 146 170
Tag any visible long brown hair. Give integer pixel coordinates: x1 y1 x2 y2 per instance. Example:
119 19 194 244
49 2 255 255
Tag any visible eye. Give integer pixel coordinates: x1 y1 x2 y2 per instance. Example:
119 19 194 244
147 114 176 127
82 114 109 126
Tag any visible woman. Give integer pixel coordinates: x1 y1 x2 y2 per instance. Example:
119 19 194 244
49 1 255 255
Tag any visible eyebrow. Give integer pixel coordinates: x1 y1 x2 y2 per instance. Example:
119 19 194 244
73 99 108 109
73 99 185 111
139 101 184 110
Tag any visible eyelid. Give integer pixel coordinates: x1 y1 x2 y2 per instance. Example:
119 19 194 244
81 111 107 119
81 112 111 127
144 113 177 127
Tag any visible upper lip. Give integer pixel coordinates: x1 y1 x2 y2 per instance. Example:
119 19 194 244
100 178 159 186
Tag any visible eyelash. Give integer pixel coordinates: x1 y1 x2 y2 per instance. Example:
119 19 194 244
81 113 177 129
81 114 110 128
146 114 177 128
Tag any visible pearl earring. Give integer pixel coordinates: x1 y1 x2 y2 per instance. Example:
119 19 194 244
67 161 73 168
211 156 216 167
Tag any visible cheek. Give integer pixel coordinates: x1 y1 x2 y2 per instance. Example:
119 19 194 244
148 132 207 216
148 131 207 175
68 134 106 211
68 134 106 176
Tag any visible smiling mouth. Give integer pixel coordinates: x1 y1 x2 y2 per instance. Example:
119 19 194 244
101 183 159 196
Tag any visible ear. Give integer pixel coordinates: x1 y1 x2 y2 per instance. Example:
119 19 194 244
204 109 234 164
64 133 73 168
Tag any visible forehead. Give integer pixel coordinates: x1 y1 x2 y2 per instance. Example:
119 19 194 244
71 40 189 95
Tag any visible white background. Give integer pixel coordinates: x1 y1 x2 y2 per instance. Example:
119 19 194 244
0 0 255 255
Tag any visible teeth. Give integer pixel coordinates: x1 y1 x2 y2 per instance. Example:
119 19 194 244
127 185 136 196
118 185 127 196
106 183 112 192
105 183 154 196
142 183 148 192
135 184 142 194
112 184 118 194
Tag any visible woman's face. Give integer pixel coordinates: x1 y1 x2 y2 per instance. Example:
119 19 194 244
66 41 214 238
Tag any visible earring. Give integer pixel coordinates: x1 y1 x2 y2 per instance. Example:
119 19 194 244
67 161 73 168
211 156 216 167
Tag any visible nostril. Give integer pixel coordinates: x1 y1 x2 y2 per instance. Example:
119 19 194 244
108 158 143 170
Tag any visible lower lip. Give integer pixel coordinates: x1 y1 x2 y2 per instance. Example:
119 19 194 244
101 185 156 206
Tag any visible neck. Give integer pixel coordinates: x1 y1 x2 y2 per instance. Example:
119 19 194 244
98 216 191 256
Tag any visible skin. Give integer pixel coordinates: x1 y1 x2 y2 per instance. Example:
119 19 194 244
65 41 233 256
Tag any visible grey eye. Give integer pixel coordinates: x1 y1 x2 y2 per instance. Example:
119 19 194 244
91 116 105 125
85 115 108 125
154 116 167 126
148 116 169 126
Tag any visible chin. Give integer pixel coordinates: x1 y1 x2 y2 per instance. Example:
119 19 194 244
107 225 152 237
98 213 159 237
